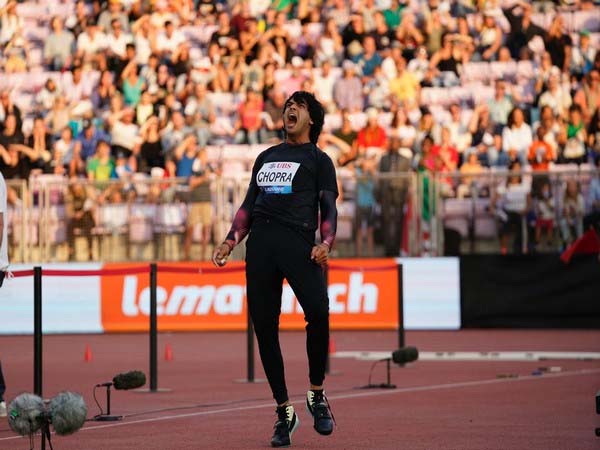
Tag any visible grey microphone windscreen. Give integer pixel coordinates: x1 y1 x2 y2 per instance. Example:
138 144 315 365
49 391 88 435
7 393 46 436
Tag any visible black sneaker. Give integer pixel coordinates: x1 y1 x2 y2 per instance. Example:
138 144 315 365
306 390 335 435
271 404 299 448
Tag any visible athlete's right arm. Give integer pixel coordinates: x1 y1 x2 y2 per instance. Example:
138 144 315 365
212 154 264 267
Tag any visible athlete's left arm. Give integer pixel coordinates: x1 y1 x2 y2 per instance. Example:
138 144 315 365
319 190 338 249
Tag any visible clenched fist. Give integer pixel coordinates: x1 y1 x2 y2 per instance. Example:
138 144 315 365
212 242 233 267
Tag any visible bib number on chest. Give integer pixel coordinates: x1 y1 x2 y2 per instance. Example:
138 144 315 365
256 162 300 194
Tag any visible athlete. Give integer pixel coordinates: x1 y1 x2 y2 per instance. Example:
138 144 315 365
0 172 7 417
212 91 338 447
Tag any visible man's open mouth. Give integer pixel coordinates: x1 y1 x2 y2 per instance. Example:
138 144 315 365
286 111 298 126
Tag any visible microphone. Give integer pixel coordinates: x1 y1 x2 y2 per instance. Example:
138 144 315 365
7 393 46 436
392 346 419 365
48 392 87 436
8 392 87 437
112 370 146 390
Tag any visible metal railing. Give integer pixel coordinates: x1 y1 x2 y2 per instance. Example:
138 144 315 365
5 166 598 262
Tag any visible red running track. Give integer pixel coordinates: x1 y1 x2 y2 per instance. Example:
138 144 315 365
0 329 599 450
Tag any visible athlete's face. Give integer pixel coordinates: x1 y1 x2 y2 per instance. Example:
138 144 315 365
284 99 312 142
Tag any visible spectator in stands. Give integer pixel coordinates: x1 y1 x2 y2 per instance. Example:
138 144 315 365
573 70 600 123
357 107 387 157
561 104 587 164
325 0 351 29
161 110 190 157
105 18 133 72
312 60 337 113
457 149 484 199
502 0 544 60
424 8 444 56
131 15 154 67
354 152 377 257
492 160 531 254
535 105 562 157
0 0 22 46
447 103 472 155
3 29 29 74
588 108 600 161
75 119 110 167
67 0 90 38
528 127 554 171
76 18 108 69
355 35 382 82
333 60 363 112
559 179 584 246
138 116 164 174
262 11 292 62
98 0 129 33
280 56 307 97
342 14 366 60
184 83 215 148
395 11 424 58
502 107 532 166
65 179 96 261
539 68 572 120
184 147 216 260
571 30 596 77
52 126 77 176
156 20 186 64
261 87 285 143
121 60 146 107
378 133 411 256
44 16 75 71
63 65 94 112
429 33 463 87
0 91 22 130
326 109 358 167
21 117 52 174
383 0 404 29
488 80 515 129
389 56 420 103
370 10 395 52
87 140 115 181
90 71 116 115
390 107 417 150
544 15 572 73
108 107 139 167
234 88 264 145
584 156 600 233
135 90 155 125
532 179 555 248
432 126 459 171
316 17 344 66
36 78 62 112
407 45 430 84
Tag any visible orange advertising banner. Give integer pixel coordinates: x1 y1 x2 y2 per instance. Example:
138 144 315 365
100 259 399 332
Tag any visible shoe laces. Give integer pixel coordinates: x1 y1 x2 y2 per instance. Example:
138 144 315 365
275 405 293 427
311 391 336 427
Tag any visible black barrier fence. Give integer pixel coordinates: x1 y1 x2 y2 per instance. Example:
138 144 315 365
461 254 600 328
16 262 406 395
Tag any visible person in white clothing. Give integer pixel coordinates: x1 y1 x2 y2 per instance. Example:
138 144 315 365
502 107 532 166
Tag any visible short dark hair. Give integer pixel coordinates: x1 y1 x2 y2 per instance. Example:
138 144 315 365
283 91 324 144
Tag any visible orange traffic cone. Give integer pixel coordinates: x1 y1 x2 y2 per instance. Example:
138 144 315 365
84 344 93 362
164 343 173 361
328 337 336 355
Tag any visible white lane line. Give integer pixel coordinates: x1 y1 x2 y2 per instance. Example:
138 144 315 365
1 367 599 441
334 350 600 361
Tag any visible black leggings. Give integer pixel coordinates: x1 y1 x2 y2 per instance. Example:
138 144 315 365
245 218 329 405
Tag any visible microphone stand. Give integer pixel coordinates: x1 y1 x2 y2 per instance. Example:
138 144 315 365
357 358 397 390
94 384 123 421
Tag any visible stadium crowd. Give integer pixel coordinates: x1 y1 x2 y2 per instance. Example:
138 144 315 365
0 0 600 258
